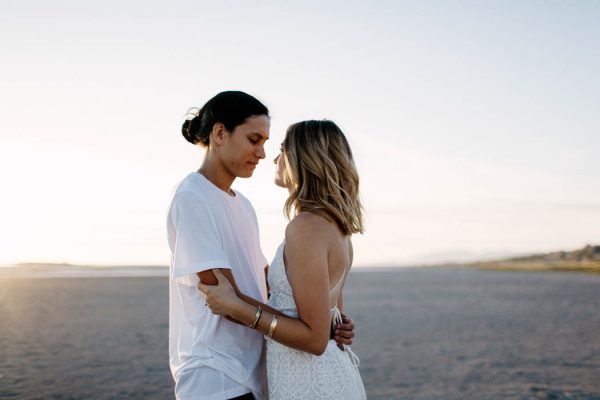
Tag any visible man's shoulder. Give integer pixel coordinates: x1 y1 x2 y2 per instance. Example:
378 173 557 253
168 177 212 217
175 172 203 193
172 174 211 201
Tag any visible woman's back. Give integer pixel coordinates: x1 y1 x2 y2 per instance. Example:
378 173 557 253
265 212 366 400
293 211 351 303
266 211 349 313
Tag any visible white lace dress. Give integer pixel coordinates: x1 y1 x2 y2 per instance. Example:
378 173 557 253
265 242 367 400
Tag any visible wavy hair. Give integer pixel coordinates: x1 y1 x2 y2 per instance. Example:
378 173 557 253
282 120 364 235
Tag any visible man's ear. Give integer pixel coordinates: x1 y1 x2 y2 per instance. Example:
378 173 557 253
210 123 227 146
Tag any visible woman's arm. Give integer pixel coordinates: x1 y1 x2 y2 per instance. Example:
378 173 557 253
197 269 284 323
200 215 332 356
199 266 355 346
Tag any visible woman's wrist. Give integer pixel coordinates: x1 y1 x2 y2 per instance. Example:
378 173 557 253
229 297 255 325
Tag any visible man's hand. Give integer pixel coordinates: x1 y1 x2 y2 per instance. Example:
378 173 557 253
333 313 355 350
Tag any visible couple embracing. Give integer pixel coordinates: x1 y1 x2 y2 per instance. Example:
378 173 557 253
166 91 367 400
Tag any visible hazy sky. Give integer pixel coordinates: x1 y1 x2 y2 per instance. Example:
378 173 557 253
1 0 599 267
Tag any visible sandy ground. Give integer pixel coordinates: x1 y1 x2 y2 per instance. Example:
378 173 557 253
1 268 599 399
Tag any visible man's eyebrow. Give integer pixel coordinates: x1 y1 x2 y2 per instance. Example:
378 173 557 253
249 132 269 140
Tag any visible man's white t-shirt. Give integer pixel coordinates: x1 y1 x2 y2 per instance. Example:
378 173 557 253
167 172 268 400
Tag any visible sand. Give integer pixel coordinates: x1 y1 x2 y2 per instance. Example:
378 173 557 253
1 268 599 399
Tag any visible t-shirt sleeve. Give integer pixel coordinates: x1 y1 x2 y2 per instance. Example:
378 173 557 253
169 191 231 282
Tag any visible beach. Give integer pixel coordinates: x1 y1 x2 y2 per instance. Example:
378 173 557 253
1 268 600 399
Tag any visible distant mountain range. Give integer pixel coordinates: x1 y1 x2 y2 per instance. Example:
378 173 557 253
4 245 600 276
440 244 600 273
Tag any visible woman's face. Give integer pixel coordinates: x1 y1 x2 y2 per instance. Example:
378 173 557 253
274 145 289 188
219 115 270 178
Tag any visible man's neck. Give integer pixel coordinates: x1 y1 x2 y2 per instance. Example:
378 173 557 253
198 158 236 196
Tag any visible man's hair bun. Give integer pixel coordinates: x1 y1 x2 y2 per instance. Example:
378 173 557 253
181 110 207 145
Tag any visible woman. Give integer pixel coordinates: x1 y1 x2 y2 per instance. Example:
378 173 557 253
199 120 367 399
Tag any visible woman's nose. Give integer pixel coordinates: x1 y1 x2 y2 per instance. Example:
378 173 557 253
274 154 279 164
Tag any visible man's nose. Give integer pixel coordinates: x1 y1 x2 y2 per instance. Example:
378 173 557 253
256 145 266 159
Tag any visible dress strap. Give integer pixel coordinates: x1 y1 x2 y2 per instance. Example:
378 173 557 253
329 264 349 295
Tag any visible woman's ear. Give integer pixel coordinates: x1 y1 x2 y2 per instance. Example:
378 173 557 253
210 122 227 146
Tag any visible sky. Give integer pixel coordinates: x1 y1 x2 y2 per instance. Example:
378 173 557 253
1 0 599 267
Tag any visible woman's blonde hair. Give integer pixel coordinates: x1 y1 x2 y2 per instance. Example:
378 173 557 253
282 120 364 235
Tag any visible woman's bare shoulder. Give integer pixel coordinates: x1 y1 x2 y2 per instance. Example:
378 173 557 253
285 211 333 244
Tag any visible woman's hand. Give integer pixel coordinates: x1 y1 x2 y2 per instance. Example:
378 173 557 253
198 269 242 316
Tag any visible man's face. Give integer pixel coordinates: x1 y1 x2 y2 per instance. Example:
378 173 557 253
220 115 270 178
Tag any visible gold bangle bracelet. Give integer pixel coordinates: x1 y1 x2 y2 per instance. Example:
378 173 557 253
250 306 263 329
267 315 279 338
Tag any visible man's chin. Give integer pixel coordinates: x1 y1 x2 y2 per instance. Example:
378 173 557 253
237 170 254 179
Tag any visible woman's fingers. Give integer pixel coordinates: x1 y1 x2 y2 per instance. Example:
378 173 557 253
197 278 229 315
213 268 226 282
198 282 209 294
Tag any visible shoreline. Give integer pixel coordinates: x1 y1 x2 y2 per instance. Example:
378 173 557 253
3 263 600 279
431 261 600 274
